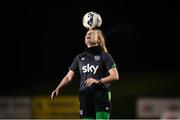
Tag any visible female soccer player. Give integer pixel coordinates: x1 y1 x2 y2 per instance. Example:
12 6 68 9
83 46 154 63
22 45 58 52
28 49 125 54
51 29 119 119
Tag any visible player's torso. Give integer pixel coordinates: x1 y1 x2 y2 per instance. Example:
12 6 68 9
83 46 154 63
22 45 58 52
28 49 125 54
78 52 106 79
77 52 108 90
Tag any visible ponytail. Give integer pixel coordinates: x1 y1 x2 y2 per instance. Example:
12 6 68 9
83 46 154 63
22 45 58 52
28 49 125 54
97 30 108 52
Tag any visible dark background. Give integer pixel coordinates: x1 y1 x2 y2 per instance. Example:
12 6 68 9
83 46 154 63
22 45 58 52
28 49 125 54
3 0 180 118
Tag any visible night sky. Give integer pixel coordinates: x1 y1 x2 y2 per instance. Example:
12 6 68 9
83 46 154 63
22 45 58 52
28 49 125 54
3 1 180 95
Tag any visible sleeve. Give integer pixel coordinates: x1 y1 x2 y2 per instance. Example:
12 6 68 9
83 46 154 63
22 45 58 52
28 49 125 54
69 56 79 72
104 53 117 71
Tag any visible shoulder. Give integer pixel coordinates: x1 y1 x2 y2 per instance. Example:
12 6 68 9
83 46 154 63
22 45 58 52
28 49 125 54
100 52 115 62
101 52 112 58
101 51 109 55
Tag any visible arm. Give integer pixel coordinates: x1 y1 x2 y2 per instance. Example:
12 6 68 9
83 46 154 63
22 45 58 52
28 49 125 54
100 67 119 83
85 67 119 86
51 69 75 100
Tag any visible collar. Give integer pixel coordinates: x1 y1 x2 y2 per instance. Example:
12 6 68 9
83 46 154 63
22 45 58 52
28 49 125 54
86 46 101 55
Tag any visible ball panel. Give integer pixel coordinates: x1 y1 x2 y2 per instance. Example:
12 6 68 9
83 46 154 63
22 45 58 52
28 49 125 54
82 11 102 29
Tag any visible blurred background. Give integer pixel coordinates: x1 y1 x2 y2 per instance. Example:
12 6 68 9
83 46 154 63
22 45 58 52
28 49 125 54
1 0 180 119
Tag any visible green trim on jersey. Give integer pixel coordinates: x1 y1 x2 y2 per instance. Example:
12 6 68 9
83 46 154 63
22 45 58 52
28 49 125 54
108 91 111 102
112 63 116 68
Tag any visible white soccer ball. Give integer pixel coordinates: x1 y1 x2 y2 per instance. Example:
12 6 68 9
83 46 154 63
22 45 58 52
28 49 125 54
82 11 102 29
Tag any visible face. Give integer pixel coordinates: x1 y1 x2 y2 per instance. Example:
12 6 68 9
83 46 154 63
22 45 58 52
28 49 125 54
85 29 99 47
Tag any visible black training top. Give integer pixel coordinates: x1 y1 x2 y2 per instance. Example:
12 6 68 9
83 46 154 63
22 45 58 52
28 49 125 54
69 46 116 91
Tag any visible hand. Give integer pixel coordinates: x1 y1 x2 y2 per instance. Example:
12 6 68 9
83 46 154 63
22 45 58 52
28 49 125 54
51 89 59 101
84 78 99 87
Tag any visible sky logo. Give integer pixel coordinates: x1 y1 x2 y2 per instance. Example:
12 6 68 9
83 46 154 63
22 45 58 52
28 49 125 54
82 63 99 74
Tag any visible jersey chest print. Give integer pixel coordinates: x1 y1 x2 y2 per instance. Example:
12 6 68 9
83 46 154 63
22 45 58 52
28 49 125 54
82 63 99 74
80 55 101 75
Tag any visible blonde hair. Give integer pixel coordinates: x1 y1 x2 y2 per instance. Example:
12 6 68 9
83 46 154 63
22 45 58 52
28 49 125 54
96 29 108 52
